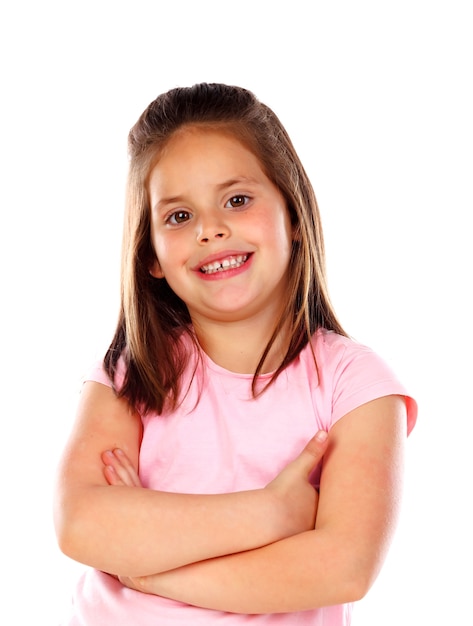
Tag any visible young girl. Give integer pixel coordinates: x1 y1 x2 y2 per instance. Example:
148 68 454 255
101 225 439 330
54 83 417 626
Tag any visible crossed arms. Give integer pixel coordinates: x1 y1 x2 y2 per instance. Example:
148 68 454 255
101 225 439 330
54 381 407 614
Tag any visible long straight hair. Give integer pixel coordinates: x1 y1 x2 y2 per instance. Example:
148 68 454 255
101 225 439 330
104 83 347 414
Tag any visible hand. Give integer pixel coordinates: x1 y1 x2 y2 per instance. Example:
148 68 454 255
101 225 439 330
116 433 330 605
117 573 149 593
102 431 329 536
264 430 329 537
101 448 142 487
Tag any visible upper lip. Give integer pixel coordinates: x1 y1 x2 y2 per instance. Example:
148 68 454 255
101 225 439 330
192 250 252 271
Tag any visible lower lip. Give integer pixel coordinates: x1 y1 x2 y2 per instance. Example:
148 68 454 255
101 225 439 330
196 254 253 281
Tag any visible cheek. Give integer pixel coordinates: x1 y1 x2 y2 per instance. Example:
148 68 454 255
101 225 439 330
273 210 294 250
151 233 168 263
148 233 166 276
152 234 185 274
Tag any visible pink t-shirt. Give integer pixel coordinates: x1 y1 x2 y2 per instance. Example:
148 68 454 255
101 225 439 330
62 329 417 626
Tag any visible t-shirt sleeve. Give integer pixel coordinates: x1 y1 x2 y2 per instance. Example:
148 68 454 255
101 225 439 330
84 361 113 387
83 357 126 390
316 332 417 434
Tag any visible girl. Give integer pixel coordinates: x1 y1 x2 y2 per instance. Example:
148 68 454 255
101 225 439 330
54 83 417 625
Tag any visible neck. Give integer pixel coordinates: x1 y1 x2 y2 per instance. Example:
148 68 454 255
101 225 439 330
192 317 289 375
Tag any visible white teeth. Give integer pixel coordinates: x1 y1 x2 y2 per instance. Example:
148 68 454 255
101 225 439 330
200 254 248 274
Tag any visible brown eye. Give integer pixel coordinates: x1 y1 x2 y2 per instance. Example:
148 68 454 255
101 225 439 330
168 210 191 225
226 195 249 208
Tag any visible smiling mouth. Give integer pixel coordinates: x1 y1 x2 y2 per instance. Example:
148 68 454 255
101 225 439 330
199 254 249 275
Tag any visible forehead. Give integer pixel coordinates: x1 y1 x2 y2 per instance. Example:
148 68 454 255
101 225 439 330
147 127 267 193
160 125 259 163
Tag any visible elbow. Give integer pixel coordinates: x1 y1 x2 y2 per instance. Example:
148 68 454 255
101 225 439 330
342 574 374 604
54 517 80 561
53 493 92 564
316 545 381 605
329 533 388 605
338 559 382 604
54 510 80 561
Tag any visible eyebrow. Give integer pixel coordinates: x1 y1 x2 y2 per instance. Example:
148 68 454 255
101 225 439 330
152 176 261 212
215 176 260 191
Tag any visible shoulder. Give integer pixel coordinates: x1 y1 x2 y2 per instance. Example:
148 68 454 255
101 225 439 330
309 328 394 370
82 353 127 391
301 328 377 373
300 329 417 433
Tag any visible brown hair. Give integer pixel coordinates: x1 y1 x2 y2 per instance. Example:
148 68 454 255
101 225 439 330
104 83 346 414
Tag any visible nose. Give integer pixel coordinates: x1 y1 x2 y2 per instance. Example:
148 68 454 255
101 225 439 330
197 211 230 244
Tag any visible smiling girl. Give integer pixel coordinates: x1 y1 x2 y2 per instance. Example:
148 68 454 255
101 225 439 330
54 83 417 625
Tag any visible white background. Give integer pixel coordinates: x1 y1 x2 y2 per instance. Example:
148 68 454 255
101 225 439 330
1 1 471 624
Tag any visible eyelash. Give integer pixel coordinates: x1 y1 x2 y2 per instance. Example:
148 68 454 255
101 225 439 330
165 210 192 226
225 194 251 209
164 195 251 226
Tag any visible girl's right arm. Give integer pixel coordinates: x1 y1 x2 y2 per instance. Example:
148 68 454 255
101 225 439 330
54 381 327 578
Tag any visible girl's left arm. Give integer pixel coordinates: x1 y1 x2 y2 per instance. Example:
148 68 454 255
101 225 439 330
112 395 407 613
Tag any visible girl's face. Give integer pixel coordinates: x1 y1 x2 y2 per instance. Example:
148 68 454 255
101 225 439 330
148 127 293 328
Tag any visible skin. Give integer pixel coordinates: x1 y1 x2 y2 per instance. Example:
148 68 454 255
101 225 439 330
148 127 294 372
55 380 328 576
104 396 405 613
54 127 408 614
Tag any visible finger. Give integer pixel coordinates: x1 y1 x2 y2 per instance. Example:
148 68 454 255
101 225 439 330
118 575 146 593
295 430 329 475
305 430 329 455
101 449 140 487
101 450 126 485
112 449 142 487
103 462 124 486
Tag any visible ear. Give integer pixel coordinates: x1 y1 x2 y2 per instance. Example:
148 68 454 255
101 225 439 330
149 258 165 279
